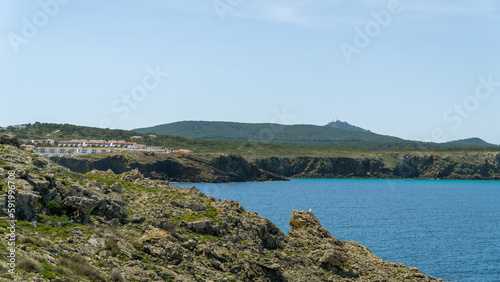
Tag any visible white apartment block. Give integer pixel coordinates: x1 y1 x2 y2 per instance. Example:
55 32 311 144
23 139 55 145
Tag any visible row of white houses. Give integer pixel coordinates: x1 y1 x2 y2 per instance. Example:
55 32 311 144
58 140 146 148
35 147 171 157
22 139 55 145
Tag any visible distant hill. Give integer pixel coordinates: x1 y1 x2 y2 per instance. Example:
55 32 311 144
324 120 371 133
133 121 402 144
441 138 498 148
133 121 500 149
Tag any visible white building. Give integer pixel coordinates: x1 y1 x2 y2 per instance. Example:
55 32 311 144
23 139 55 145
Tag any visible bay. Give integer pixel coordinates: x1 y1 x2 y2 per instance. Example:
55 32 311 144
175 179 500 282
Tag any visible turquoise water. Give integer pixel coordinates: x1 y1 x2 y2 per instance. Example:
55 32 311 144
175 179 500 282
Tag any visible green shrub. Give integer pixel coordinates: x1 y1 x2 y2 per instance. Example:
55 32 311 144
46 201 62 215
40 269 56 279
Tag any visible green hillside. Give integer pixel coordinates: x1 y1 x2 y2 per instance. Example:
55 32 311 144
133 121 499 149
133 121 401 143
2 122 498 158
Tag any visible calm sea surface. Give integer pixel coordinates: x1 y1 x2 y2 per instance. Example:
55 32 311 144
175 179 500 282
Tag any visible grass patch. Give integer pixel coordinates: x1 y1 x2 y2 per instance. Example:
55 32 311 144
204 205 220 219
182 212 203 222
83 173 153 192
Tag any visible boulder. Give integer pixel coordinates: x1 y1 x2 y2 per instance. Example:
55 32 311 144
109 182 122 193
184 220 226 237
152 219 177 233
140 227 173 245
289 210 331 239
307 249 345 269
120 169 144 182
93 197 128 224
130 214 146 224
62 196 98 224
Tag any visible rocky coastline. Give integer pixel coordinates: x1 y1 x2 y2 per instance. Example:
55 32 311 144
0 133 447 281
53 150 500 183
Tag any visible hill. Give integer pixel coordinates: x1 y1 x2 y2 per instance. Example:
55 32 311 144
133 121 401 144
133 120 499 149
442 137 497 148
325 120 371 133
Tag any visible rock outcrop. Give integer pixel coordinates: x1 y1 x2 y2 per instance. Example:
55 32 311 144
0 133 21 147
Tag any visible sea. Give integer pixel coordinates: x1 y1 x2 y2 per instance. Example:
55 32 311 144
175 179 500 282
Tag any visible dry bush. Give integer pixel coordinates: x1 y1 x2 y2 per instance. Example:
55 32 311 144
0 261 8 273
33 253 50 264
17 257 42 273
19 236 36 245
111 270 126 282
59 254 106 282
19 236 52 247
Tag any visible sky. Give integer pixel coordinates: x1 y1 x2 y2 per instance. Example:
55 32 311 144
1 0 500 144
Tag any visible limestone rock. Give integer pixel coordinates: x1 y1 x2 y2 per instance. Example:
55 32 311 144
289 209 331 239
120 169 144 182
62 196 98 224
130 214 146 224
140 227 173 245
110 182 122 193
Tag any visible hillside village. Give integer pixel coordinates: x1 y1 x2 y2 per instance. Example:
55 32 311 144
20 138 191 157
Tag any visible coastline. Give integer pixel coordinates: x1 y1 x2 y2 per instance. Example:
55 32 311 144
53 152 500 183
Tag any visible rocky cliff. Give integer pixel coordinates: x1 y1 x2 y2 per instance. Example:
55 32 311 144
0 134 446 281
53 149 500 182
54 152 287 183
254 153 500 180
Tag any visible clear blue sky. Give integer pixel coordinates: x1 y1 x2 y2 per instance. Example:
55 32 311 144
1 0 500 144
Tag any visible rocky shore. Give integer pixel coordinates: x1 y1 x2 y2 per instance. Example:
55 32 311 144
0 133 446 281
